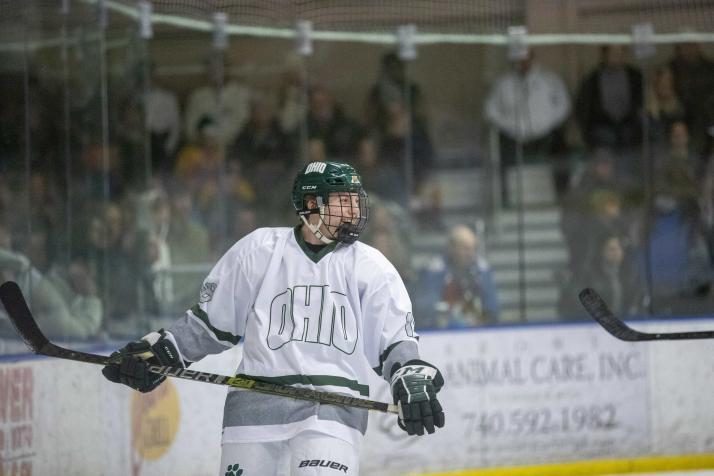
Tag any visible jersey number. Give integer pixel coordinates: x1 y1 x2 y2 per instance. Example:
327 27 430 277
267 285 358 354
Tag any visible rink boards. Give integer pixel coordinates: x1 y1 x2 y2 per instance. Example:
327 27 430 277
1 319 714 475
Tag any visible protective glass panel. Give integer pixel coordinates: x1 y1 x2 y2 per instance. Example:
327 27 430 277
1 1 713 353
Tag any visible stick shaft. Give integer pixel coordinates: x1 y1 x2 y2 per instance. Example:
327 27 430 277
148 365 397 412
0 280 397 414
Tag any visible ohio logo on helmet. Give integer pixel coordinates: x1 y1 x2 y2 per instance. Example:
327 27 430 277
305 162 327 174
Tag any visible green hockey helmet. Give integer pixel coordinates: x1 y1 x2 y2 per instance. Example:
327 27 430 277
292 161 369 244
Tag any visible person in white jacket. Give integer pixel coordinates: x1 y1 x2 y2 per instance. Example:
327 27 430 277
184 56 251 147
484 52 571 205
0 225 103 339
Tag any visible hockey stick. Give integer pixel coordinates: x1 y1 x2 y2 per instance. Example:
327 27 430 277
0 281 398 414
579 287 714 341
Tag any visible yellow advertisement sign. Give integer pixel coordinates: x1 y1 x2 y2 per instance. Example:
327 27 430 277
131 380 180 461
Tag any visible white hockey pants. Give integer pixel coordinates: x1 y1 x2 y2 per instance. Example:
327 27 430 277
219 430 359 475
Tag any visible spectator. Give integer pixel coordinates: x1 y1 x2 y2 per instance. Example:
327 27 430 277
703 95 714 160
141 187 213 316
147 193 173 315
484 51 571 205
84 201 145 323
654 121 700 219
223 161 258 238
575 45 643 157
639 194 711 314
415 225 499 328
277 56 308 136
176 116 224 206
227 205 258 243
231 95 291 172
184 55 251 147
23 72 63 177
195 158 259 253
669 42 714 152
567 181 642 300
655 120 699 192
566 147 630 201
376 99 435 209
306 137 327 163
366 52 435 206
566 188 632 281
699 126 714 267
0 177 13 231
584 234 643 317
224 160 256 212
355 134 407 206
560 147 640 287
305 84 361 161
638 126 711 314
46 258 104 335
114 90 145 185
77 141 125 201
0 223 102 338
9 172 67 268
645 66 685 146
0 73 23 166
144 63 181 175
230 95 293 228
671 120 701 173
559 233 643 320
366 51 426 133
360 196 415 287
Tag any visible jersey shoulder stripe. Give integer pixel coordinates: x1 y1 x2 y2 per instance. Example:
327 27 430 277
189 304 241 345
373 340 403 376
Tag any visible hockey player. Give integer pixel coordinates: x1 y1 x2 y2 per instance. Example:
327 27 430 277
102 161 445 475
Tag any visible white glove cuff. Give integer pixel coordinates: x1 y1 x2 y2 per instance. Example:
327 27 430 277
390 364 438 387
141 330 187 368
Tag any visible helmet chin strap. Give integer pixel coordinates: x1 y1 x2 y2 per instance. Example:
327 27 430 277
300 212 335 244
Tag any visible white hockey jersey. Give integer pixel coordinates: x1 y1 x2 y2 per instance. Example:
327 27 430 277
167 226 420 447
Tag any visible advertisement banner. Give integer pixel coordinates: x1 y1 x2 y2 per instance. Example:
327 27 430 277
0 365 33 476
361 324 652 475
2 320 714 475
0 347 240 476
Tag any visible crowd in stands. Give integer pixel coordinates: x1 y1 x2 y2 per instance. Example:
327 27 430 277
1 43 714 342
554 44 714 319
0 50 438 340
476 42 714 323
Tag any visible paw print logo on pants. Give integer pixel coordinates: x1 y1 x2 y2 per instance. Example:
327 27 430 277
225 463 243 476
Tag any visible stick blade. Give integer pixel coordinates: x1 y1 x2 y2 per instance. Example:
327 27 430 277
0 280 49 353
579 287 714 341
578 287 644 341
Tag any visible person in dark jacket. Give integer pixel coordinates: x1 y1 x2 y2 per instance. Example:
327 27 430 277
575 45 643 154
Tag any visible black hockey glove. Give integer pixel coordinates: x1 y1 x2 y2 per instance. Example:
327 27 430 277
102 330 184 393
389 359 445 436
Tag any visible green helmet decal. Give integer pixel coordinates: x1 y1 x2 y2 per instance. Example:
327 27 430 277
292 161 369 244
